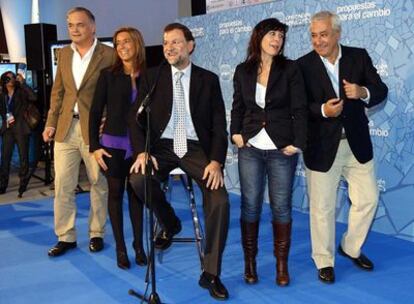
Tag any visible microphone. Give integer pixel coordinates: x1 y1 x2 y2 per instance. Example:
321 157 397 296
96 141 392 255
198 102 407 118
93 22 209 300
137 91 151 115
136 59 167 116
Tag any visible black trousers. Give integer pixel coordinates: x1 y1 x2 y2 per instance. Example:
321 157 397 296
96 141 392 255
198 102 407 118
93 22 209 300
129 139 230 276
0 129 30 188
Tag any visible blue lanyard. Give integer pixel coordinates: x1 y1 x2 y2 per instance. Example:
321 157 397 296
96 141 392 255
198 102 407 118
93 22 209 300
6 94 13 113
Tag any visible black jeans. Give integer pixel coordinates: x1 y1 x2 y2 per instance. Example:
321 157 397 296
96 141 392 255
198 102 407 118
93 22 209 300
0 129 30 189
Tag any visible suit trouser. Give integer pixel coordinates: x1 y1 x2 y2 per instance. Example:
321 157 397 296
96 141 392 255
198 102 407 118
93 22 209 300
53 119 108 242
129 139 230 276
306 139 378 269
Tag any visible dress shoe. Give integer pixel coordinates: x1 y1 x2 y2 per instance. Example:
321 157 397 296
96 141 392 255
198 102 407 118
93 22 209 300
154 220 182 250
48 241 77 257
89 237 104 252
116 250 131 270
338 245 373 270
198 272 229 300
135 249 148 266
318 267 335 284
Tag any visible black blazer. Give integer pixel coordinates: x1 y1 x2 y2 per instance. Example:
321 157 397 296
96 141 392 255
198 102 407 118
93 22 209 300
89 68 141 152
230 60 307 150
129 63 228 165
0 84 36 135
297 45 388 172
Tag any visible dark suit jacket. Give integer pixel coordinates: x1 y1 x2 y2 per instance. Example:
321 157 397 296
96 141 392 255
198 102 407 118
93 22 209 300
230 59 307 150
129 63 228 165
89 68 141 152
0 84 37 136
46 42 113 145
297 45 388 172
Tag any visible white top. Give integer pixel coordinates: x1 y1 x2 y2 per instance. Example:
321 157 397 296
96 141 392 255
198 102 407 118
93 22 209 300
247 83 277 150
161 63 199 141
71 38 98 114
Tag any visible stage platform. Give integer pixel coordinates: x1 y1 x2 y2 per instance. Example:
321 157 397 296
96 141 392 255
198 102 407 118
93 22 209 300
1 181 413 303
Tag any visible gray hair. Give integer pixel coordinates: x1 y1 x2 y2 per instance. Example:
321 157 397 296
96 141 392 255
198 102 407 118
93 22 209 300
67 7 95 23
311 11 341 33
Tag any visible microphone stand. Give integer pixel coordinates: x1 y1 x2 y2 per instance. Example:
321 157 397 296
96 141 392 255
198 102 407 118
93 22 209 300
129 63 164 304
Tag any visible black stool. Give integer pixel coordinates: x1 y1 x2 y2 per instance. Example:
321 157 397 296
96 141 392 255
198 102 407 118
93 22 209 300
157 168 205 270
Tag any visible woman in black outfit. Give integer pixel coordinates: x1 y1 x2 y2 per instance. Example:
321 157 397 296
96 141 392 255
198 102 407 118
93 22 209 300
230 18 307 286
0 71 37 196
89 27 147 269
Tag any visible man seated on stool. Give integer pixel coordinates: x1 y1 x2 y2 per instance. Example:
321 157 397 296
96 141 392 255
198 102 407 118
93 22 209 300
128 23 230 301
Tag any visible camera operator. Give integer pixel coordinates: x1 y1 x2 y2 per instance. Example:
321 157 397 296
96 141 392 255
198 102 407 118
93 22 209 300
0 71 37 196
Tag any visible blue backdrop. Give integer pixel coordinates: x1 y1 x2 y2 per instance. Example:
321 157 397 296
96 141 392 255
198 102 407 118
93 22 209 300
179 0 414 242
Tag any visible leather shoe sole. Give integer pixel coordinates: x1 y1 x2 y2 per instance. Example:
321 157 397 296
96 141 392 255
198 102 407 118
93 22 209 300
318 267 335 284
338 245 373 270
89 237 104 252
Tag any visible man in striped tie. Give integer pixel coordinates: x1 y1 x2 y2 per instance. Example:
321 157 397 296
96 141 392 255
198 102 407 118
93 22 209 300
129 23 230 300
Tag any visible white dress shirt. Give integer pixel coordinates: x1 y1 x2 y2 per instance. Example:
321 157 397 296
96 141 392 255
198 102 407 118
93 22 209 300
71 38 98 114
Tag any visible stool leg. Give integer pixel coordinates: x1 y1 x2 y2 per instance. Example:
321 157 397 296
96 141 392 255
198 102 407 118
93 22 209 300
184 175 205 270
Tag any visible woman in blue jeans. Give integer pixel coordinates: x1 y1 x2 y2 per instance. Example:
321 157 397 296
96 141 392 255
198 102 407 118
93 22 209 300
230 18 307 286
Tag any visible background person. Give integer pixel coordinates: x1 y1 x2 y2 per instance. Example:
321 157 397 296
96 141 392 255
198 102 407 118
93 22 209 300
0 71 37 196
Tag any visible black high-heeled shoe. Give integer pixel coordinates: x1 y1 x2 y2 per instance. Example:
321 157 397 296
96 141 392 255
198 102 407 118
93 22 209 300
116 250 131 270
135 248 147 266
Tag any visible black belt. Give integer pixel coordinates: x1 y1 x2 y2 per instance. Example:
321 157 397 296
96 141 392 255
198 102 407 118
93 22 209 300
73 114 80 119
340 133 347 140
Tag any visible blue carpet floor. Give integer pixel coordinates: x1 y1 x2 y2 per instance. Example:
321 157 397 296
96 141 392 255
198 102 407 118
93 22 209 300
1 182 414 304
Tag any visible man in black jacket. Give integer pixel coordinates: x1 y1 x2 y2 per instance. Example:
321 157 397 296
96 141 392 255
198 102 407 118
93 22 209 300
129 23 230 300
297 11 388 284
